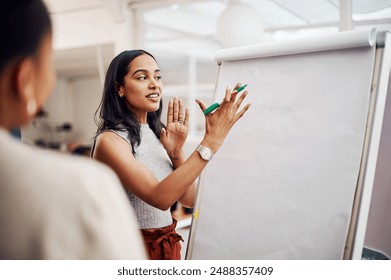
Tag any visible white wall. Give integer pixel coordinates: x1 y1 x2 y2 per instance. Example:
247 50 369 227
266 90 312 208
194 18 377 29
52 7 117 50
22 76 103 149
51 4 137 54
22 78 72 147
69 76 103 146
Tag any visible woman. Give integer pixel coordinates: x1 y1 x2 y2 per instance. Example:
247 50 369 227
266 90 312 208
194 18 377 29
92 49 250 259
0 0 146 259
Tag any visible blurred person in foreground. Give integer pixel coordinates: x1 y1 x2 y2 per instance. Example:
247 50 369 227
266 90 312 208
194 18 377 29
0 0 146 259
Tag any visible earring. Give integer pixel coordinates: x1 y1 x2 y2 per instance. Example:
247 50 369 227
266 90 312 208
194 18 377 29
27 99 37 116
25 84 37 116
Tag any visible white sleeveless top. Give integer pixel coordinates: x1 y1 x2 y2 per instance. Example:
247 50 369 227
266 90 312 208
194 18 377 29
111 124 174 229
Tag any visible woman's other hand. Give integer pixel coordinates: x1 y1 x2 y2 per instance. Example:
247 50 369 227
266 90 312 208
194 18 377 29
196 82 251 153
160 97 189 159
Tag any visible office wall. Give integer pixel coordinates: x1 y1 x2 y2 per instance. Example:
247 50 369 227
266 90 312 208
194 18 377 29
68 76 102 145
22 76 102 149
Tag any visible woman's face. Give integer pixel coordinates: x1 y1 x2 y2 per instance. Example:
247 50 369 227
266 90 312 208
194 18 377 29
119 54 163 123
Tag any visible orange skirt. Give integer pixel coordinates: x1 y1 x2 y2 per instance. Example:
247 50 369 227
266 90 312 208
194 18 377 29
141 219 183 260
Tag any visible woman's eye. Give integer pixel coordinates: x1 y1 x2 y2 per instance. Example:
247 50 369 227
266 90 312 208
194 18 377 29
155 75 162 80
137 76 147 80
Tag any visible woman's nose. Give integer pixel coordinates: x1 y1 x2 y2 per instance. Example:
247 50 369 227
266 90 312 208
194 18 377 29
149 80 158 89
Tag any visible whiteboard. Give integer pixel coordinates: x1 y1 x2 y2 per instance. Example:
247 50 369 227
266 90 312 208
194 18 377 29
187 29 386 260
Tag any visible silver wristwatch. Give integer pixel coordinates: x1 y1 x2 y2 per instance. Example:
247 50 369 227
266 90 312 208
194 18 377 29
196 144 214 161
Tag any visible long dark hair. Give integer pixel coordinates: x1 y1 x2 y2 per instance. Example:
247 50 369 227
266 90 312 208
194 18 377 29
94 50 164 154
0 0 52 73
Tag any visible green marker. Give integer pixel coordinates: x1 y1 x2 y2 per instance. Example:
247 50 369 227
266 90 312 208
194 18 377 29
204 83 248 115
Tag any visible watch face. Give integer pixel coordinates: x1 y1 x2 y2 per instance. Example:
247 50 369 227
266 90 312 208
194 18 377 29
197 145 213 161
201 149 210 159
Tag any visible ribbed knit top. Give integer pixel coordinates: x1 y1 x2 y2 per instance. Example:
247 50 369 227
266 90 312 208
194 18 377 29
111 124 173 229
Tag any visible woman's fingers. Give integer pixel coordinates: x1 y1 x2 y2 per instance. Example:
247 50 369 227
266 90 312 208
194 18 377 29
219 89 247 115
224 85 232 102
196 82 249 120
233 90 248 111
173 97 179 122
167 99 174 124
168 97 186 124
183 108 189 127
178 98 184 124
221 83 242 106
233 102 251 123
232 82 241 94
230 91 239 103
195 99 207 112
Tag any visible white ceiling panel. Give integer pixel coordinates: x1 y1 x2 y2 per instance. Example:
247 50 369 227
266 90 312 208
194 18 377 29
353 0 391 13
44 0 391 79
179 1 225 19
144 7 217 36
53 44 113 78
273 0 339 24
243 0 308 28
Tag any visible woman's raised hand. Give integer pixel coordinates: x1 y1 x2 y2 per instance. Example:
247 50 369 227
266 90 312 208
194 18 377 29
196 82 251 153
160 97 189 159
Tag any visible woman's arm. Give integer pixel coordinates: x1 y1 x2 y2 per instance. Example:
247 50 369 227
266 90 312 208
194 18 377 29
93 85 250 211
169 152 197 208
93 132 207 210
161 98 196 208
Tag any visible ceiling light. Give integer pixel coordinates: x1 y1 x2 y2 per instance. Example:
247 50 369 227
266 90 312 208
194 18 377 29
170 4 181 10
217 0 264 48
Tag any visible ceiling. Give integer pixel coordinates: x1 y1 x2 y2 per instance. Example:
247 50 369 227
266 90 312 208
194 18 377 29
44 0 391 80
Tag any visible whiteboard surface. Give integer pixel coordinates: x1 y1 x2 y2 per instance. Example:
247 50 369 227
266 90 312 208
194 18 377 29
189 43 376 259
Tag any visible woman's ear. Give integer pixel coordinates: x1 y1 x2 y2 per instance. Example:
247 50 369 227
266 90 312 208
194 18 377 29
14 58 37 117
118 88 124 98
116 82 124 98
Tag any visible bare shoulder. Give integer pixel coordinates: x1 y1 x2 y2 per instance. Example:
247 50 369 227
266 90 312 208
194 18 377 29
94 131 132 158
96 131 128 146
